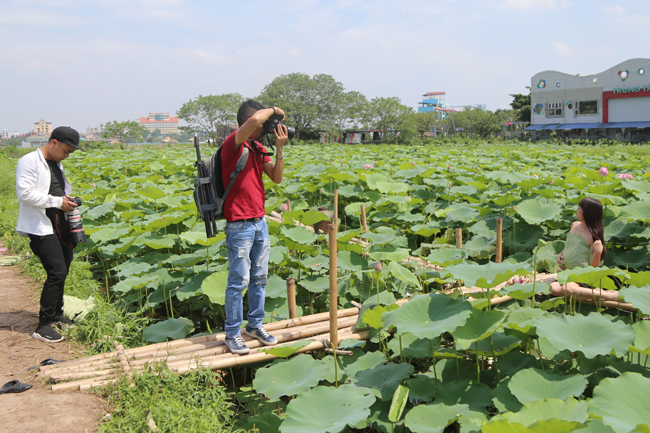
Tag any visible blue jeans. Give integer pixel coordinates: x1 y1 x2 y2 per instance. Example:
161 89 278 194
224 218 270 338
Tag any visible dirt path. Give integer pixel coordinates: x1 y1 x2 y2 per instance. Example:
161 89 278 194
0 257 107 433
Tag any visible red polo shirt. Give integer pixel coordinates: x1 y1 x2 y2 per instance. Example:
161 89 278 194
220 131 272 222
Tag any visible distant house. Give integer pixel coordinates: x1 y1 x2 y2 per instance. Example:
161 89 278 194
526 58 650 141
139 113 179 135
320 129 384 144
34 119 52 136
21 135 48 148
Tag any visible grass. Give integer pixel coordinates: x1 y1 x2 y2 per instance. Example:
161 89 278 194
95 364 239 433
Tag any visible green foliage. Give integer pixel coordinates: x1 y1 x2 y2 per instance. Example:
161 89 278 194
97 365 236 433
176 93 244 143
101 120 148 144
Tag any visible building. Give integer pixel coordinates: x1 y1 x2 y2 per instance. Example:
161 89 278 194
86 125 103 141
526 58 650 142
34 119 52 136
417 92 460 118
139 113 179 135
21 135 48 148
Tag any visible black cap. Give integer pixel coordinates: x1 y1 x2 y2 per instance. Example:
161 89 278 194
50 126 84 151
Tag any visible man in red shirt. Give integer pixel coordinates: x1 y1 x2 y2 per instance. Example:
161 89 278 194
221 99 288 354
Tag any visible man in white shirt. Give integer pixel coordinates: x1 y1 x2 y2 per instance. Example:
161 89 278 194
15 126 84 342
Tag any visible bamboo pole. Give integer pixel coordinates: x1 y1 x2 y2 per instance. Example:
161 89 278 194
333 190 339 225
455 228 463 249
40 306 364 376
360 205 368 233
40 315 361 380
496 218 503 263
286 200 291 212
114 343 135 387
287 277 297 319
329 223 339 349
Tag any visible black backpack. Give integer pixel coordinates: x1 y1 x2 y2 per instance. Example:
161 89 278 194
193 139 249 237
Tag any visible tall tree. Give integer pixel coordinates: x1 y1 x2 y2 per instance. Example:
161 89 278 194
363 97 414 143
101 120 148 144
177 93 244 143
259 73 346 138
510 89 531 122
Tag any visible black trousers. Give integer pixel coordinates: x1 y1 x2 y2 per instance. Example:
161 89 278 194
29 211 74 326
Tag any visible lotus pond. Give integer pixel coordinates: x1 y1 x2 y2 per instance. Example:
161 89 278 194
66 142 650 432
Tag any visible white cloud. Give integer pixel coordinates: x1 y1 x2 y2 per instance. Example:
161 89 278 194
501 0 571 10
553 41 574 56
603 4 625 15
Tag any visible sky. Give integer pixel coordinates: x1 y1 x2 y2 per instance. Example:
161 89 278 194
1 0 649 134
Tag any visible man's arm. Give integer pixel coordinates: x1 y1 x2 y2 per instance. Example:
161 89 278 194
263 124 288 184
15 155 64 209
235 107 286 146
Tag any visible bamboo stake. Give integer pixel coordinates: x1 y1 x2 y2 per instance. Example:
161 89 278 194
329 223 339 349
360 205 368 233
333 190 339 225
287 277 297 319
455 228 463 249
496 218 503 263
286 200 292 212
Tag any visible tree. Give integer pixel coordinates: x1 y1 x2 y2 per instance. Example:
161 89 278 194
411 111 442 140
177 93 244 144
363 97 414 143
101 121 148 144
446 108 502 138
333 90 368 131
510 89 531 122
259 73 346 138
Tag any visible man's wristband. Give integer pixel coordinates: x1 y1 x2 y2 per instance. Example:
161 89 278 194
269 107 276 115
277 154 284 160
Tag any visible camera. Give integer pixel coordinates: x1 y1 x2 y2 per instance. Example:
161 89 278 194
66 197 87 244
263 114 295 139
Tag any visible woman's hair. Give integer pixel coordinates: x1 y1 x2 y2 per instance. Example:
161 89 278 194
579 197 606 260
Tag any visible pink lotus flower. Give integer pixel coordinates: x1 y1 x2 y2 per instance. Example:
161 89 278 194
363 164 374 170
412 161 416 166
375 262 382 272
513 206 517 211
0 247 7 253
532 174 539 179
599 166 608 177
549 180 555 185
92 183 97 188
618 173 634 179
281 203 288 212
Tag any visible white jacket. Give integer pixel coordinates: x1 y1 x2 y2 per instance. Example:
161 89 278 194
15 148 72 237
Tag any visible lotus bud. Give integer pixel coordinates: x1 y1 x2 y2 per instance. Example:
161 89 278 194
281 203 288 212
519 276 527 284
375 262 382 272
599 166 608 177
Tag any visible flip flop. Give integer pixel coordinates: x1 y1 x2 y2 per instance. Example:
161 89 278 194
0 380 33 394
27 358 63 371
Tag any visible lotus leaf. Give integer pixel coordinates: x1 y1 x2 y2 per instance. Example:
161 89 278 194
492 378 523 413
382 293 472 339
142 233 177 249
198 270 228 305
281 226 319 245
515 198 563 225
386 333 437 360
499 282 551 300
620 200 650 223
492 397 588 426
388 384 409 423
137 185 166 200
344 351 387 379
557 266 628 291
619 285 650 314
452 309 506 350
427 247 467 267
404 403 469 433
534 312 635 358
387 261 421 289
179 230 224 246
504 308 546 335
631 321 650 354
280 385 375 433
430 380 493 414
253 354 328 401
508 368 587 405
445 205 480 224
176 271 211 300
353 362 414 401
143 317 194 343
443 261 532 289
367 245 410 262
464 235 496 258
589 372 650 433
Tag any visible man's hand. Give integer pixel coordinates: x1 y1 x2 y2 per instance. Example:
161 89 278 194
274 123 288 151
60 196 78 212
